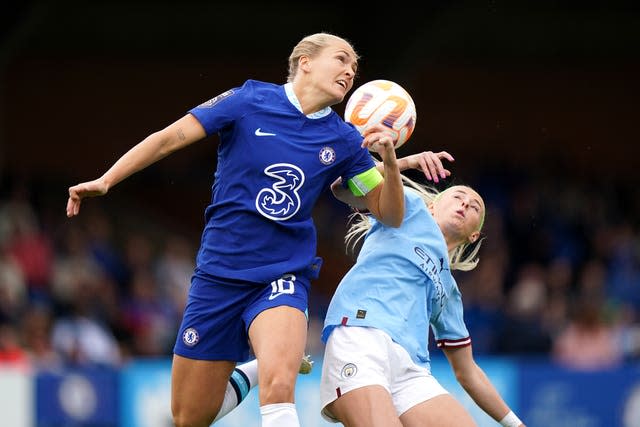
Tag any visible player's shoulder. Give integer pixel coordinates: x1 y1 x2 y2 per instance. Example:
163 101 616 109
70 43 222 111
228 80 284 110
321 113 363 150
240 79 282 96
404 187 429 212
338 118 363 139
404 187 422 201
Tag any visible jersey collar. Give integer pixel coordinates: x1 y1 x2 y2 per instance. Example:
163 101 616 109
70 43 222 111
284 83 332 119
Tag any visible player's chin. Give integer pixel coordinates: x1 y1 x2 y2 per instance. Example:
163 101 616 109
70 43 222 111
332 86 347 102
333 94 346 105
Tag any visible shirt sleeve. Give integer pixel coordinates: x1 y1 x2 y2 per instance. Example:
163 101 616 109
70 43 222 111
432 282 472 349
188 82 246 136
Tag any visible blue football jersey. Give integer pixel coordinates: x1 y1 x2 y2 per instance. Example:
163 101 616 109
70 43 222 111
188 80 376 284
322 189 470 369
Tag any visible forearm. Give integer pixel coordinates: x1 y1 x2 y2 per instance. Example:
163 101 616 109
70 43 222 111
101 114 203 190
458 364 518 424
100 132 171 189
374 154 404 227
377 150 454 183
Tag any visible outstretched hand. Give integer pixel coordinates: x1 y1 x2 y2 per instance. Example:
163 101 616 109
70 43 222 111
402 150 454 183
66 179 109 217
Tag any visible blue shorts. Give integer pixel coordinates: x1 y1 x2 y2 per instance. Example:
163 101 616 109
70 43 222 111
173 273 310 362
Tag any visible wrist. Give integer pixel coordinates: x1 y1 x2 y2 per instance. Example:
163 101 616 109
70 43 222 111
499 411 522 427
99 176 112 192
381 149 399 168
396 156 408 171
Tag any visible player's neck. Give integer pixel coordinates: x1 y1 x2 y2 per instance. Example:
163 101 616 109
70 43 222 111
290 81 331 115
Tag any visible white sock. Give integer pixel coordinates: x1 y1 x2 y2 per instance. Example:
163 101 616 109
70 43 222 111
260 403 300 427
236 358 258 386
212 359 258 423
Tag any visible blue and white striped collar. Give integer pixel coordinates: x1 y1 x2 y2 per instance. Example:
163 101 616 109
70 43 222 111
284 82 332 119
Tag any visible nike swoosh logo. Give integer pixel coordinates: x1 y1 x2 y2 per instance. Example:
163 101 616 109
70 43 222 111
268 292 286 301
255 128 276 136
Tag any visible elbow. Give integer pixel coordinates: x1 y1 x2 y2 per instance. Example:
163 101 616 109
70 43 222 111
389 215 403 228
382 202 405 228
456 372 471 389
154 132 175 157
390 203 405 227
379 209 404 228
453 366 479 391
366 188 404 227
330 184 344 202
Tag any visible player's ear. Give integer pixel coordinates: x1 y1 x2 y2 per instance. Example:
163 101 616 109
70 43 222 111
469 230 480 244
299 55 311 72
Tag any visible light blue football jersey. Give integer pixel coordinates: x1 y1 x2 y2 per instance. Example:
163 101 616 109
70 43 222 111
322 188 471 369
188 80 376 284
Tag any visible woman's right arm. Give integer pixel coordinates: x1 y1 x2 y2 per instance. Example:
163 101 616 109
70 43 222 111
66 113 206 217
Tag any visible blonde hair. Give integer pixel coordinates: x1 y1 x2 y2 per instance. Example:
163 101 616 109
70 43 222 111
287 32 359 82
345 176 485 272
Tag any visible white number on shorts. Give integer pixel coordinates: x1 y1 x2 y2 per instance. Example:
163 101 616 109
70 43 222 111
269 274 296 300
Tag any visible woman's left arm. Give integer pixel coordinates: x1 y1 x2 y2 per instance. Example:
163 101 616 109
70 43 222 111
443 346 526 427
359 126 404 227
330 150 455 211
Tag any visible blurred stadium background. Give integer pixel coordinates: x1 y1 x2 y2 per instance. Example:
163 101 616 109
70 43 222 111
1 1 639 426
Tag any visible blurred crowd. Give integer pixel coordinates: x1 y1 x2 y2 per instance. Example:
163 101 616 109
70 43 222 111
0 163 639 373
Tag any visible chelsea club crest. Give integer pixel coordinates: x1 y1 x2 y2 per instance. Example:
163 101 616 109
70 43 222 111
182 327 200 346
319 146 336 165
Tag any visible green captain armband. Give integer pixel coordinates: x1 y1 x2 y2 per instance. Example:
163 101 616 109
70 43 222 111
347 167 383 197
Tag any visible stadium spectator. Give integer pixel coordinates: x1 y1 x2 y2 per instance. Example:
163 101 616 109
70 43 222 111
497 263 553 355
552 296 623 371
20 304 62 370
50 282 122 366
1 193 53 303
552 259 624 370
0 317 29 368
